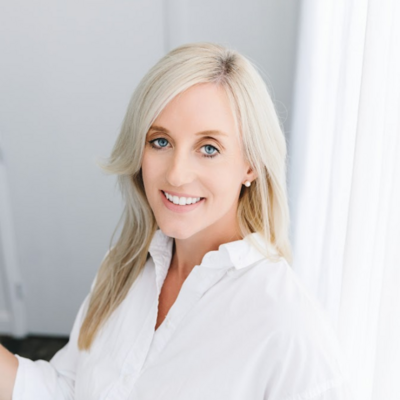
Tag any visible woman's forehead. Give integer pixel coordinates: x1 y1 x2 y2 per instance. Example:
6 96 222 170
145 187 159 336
151 84 239 138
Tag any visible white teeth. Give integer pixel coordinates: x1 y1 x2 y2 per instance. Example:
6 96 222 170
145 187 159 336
163 191 202 206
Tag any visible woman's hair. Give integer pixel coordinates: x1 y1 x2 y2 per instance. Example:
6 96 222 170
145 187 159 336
77 42 292 351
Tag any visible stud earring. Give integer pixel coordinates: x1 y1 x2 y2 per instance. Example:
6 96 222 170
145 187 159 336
244 181 251 187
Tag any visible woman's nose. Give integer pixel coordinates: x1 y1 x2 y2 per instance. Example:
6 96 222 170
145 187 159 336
165 151 195 187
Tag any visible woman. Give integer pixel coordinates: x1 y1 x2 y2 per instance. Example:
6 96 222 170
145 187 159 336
0 42 352 399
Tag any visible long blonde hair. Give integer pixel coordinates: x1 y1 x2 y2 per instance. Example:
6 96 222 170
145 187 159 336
77 42 292 351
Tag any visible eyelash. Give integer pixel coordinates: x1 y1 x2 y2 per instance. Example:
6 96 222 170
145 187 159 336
147 138 220 159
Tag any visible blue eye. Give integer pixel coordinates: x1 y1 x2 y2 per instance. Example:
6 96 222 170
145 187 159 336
202 144 219 158
148 138 220 159
153 138 168 148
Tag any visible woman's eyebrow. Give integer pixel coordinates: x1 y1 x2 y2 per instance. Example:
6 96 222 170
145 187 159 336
148 125 228 137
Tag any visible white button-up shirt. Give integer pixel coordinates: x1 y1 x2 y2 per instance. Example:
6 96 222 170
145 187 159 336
12 229 354 399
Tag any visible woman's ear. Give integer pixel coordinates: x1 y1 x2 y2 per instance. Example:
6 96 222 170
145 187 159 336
245 165 258 183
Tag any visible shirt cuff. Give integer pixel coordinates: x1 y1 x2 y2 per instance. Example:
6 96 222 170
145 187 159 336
12 353 62 400
12 354 26 400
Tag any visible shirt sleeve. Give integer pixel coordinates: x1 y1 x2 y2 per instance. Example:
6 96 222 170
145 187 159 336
273 379 355 400
263 323 356 400
262 262 357 400
284 379 355 400
12 291 91 400
11 250 108 400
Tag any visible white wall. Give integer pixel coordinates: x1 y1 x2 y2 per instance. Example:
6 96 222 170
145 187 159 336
166 0 299 132
0 0 299 336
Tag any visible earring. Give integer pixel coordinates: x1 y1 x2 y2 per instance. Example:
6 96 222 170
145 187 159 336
244 181 251 187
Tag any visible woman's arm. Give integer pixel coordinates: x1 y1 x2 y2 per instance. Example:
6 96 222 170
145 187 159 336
0 273 98 400
0 344 18 400
0 250 107 400
8 291 91 400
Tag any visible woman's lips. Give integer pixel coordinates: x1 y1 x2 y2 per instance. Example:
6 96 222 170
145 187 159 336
160 190 205 213
162 189 205 199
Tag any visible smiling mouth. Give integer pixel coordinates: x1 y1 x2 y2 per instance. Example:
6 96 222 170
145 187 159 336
161 190 205 199
161 190 205 205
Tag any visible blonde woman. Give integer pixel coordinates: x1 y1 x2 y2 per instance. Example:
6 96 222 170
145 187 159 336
0 42 352 400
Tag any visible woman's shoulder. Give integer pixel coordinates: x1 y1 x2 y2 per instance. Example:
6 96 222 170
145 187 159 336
242 257 351 395
248 257 325 312
252 257 349 367
244 257 341 346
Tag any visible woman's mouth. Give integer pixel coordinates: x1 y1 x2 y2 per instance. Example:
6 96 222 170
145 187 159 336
160 190 205 213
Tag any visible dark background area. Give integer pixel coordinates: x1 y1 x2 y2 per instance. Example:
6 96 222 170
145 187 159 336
0 335 68 361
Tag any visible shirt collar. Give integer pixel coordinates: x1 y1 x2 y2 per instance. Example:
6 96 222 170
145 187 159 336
148 228 270 272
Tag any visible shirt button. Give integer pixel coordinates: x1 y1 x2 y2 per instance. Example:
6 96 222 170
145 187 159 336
165 318 170 328
228 268 236 276
123 374 130 384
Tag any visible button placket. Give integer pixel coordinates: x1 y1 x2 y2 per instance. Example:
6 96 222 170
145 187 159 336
107 296 158 399
141 266 229 370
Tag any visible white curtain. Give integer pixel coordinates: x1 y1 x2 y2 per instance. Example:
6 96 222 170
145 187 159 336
288 1 400 399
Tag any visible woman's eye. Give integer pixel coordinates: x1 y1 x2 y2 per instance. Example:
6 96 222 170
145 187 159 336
148 138 220 159
151 138 169 148
201 144 219 158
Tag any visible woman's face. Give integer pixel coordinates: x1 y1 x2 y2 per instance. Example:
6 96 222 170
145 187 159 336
141 82 256 240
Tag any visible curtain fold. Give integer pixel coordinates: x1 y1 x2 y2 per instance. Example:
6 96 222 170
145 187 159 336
288 1 399 399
